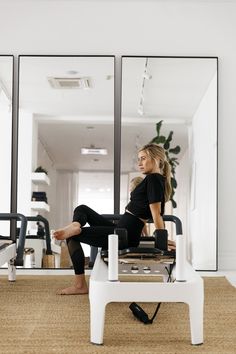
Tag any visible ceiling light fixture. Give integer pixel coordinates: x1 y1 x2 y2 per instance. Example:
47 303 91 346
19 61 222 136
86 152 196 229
137 58 152 116
143 72 152 80
137 105 144 116
48 77 91 89
81 145 108 155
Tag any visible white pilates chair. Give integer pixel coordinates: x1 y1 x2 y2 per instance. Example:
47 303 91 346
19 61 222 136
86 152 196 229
89 216 204 346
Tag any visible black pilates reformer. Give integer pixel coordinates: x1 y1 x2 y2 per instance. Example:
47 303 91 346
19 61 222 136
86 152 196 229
89 214 180 267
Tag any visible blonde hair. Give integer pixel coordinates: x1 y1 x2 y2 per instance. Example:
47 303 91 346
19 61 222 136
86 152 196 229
130 176 143 192
138 143 172 202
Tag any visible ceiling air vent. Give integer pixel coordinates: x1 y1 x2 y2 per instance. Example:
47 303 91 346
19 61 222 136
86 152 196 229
47 77 91 89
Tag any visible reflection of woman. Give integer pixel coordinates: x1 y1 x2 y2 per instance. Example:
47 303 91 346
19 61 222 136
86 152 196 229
53 143 174 295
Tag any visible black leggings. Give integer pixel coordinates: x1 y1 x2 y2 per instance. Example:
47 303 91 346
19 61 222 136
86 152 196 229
67 205 144 274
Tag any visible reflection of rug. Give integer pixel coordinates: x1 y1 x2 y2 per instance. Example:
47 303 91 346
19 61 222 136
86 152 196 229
0 276 235 354
58 241 71 268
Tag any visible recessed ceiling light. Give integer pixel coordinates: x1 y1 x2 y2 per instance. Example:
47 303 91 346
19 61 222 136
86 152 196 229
81 147 108 155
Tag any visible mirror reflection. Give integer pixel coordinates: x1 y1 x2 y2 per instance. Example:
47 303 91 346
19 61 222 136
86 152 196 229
0 55 13 237
121 56 217 270
17 56 114 269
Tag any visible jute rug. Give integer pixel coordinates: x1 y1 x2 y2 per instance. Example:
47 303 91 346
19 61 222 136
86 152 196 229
0 275 236 354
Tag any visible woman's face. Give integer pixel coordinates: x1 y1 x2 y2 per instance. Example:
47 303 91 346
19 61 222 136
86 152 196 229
138 150 159 174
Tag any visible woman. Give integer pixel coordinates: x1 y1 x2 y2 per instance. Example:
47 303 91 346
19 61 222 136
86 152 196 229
53 143 174 295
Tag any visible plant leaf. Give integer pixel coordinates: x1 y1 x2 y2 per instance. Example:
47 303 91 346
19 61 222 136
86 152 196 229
155 120 163 137
170 198 177 208
150 136 166 144
171 177 177 189
163 131 173 150
169 146 181 154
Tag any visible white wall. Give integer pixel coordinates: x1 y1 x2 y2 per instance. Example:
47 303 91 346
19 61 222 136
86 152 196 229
189 73 217 270
17 109 33 216
0 0 235 269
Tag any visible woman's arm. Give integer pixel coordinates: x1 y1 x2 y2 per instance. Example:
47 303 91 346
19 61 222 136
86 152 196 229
149 202 164 229
150 202 176 250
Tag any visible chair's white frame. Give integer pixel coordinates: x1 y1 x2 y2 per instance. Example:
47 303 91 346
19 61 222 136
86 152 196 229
89 233 204 346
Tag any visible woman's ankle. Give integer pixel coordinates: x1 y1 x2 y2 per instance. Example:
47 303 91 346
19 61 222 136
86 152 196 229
74 274 87 289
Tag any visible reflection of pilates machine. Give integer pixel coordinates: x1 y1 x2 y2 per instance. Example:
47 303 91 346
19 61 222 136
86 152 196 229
89 215 204 346
22 215 61 268
0 213 27 280
0 213 61 271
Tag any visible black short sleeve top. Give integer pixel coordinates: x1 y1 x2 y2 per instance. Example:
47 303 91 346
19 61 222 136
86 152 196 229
126 173 165 219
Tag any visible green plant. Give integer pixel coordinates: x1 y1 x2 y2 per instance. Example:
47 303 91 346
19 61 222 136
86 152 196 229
150 120 181 208
34 166 48 175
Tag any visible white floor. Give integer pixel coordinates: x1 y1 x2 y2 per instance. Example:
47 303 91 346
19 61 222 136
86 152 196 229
1 268 236 287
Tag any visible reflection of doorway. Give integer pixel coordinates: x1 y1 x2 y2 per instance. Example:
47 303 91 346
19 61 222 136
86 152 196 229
78 171 114 214
78 171 114 257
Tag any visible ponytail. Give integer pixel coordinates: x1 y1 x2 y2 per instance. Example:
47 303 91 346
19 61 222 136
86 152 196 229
162 160 172 202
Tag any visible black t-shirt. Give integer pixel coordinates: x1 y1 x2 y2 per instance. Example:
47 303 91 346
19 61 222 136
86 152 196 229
126 173 165 219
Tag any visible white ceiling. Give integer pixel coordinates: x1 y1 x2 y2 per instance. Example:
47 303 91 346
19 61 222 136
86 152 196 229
14 56 217 171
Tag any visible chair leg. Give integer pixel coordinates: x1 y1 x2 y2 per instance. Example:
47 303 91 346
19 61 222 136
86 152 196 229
188 290 204 345
90 299 107 345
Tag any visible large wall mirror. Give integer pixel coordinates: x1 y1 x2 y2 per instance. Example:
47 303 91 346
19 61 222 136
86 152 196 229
121 56 217 271
0 55 13 236
17 55 114 268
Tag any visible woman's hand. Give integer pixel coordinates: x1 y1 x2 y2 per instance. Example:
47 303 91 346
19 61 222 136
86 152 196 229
141 223 149 236
168 239 176 251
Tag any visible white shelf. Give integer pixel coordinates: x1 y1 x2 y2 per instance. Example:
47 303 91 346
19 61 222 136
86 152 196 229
31 172 50 186
31 201 50 212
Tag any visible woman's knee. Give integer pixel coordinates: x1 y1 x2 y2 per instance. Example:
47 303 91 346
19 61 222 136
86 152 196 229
73 204 87 214
73 205 88 225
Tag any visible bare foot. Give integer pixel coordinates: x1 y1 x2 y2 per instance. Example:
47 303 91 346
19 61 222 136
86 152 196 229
56 274 88 295
56 285 88 295
53 222 81 240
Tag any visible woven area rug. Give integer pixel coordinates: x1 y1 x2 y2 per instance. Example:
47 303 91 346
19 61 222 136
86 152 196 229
0 275 236 354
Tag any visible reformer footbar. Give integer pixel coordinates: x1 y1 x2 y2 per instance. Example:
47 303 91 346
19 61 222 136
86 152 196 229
89 215 204 346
